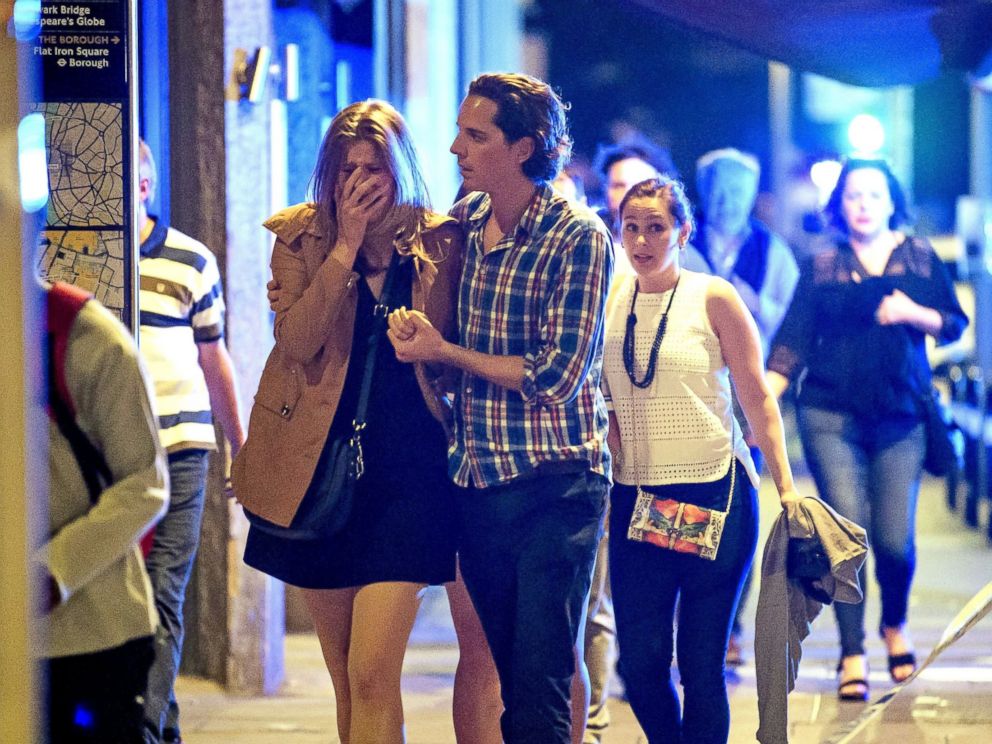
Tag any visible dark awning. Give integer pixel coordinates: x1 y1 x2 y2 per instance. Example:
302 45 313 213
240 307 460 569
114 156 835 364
623 0 992 87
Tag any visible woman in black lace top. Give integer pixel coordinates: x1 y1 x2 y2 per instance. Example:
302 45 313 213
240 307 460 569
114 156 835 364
767 159 967 701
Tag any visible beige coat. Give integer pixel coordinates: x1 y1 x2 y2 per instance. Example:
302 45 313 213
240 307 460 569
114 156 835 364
232 202 463 526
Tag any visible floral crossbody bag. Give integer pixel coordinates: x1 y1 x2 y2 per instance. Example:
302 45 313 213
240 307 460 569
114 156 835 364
621 276 736 561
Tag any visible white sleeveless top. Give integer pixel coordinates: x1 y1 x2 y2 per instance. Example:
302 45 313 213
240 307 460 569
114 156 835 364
603 270 759 488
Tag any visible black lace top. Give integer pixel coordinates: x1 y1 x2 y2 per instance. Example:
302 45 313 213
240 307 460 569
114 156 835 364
767 236 967 418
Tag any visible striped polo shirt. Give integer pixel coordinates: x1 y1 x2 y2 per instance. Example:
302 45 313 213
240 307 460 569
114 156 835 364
138 219 223 454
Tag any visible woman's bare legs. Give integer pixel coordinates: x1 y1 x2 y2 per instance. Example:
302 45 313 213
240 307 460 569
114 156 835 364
303 582 426 744
302 587 358 743
447 565 502 744
348 582 426 743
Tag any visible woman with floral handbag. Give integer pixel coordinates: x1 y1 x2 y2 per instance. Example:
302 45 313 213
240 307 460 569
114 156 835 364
601 177 801 744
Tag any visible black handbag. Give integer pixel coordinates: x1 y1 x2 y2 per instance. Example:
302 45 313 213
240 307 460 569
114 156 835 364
900 327 961 478
244 253 400 540
918 384 959 477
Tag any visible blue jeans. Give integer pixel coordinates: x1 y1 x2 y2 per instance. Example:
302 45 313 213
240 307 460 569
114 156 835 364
609 463 757 744
143 450 209 743
731 445 762 636
458 467 608 744
797 406 925 657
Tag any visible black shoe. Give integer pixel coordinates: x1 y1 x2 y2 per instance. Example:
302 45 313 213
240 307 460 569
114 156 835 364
837 677 870 701
887 652 917 683
836 657 869 702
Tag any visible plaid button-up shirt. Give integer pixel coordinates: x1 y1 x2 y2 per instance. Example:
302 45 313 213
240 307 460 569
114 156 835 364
448 184 613 488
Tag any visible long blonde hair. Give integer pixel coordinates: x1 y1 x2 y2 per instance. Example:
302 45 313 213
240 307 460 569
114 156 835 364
310 100 432 257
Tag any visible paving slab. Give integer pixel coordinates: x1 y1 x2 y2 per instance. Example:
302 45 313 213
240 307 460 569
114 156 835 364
176 476 992 743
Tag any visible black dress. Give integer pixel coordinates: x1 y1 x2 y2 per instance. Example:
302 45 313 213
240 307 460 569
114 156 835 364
244 260 458 588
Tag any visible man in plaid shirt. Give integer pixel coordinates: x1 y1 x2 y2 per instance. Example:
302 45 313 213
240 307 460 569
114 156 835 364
389 72 613 743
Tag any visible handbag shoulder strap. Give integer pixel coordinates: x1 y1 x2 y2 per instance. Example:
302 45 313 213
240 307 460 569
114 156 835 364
353 251 402 429
47 283 113 504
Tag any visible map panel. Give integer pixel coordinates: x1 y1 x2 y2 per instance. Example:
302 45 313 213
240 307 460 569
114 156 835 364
38 101 125 227
38 229 126 320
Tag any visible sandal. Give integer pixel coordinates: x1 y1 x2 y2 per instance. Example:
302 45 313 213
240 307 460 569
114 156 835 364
837 677 870 701
837 657 870 702
880 626 917 683
887 651 917 683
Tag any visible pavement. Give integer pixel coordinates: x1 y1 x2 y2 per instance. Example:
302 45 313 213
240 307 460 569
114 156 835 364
175 474 992 743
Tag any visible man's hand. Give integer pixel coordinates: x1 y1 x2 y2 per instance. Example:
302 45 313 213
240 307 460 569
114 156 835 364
387 307 445 363
267 278 282 312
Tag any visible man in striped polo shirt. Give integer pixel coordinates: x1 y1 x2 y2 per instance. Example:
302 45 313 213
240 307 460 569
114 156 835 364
137 140 245 744
389 73 613 743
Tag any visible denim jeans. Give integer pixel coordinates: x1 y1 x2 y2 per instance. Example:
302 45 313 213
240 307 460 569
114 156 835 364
731 445 762 637
797 406 925 657
458 467 608 744
143 449 209 743
583 533 615 744
609 463 757 744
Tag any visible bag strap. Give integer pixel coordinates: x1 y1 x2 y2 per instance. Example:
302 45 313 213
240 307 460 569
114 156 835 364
47 283 113 505
352 251 402 431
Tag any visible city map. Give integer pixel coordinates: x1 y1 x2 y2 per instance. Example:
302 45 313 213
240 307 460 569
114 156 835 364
35 102 128 319
38 229 126 313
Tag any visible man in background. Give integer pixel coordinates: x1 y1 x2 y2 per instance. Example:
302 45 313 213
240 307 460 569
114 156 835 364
684 147 798 357
137 140 246 744
683 147 799 663
594 143 676 241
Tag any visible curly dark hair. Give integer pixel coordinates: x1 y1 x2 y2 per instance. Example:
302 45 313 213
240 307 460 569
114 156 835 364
618 177 695 236
823 158 910 234
468 72 572 183
594 142 677 181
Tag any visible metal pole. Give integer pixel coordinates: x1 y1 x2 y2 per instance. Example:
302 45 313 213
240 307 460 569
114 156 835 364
969 84 992 537
1 16 44 744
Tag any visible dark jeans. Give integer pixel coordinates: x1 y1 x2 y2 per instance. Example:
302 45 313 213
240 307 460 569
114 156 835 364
143 449 209 743
610 464 758 744
731 446 762 637
458 467 608 744
797 406 925 657
47 636 155 744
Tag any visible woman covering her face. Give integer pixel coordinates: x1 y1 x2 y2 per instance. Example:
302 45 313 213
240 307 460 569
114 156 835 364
601 177 800 744
233 100 499 744
766 159 968 701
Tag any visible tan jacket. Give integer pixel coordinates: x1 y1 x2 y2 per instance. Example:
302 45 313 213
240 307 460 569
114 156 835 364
232 202 463 526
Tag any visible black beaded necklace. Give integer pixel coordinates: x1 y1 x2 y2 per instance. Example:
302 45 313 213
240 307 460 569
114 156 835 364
623 276 679 388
